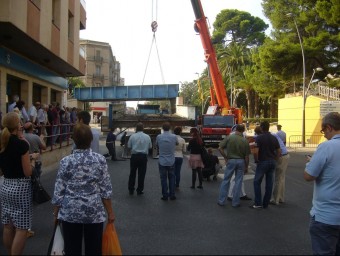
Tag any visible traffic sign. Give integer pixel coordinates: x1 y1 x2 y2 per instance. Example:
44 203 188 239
320 101 340 116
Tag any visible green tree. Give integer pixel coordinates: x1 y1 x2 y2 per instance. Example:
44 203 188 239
67 77 91 111
67 77 86 97
212 9 269 47
190 0 339 119
260 0 340 85
210 10 269 118
179 81 201 107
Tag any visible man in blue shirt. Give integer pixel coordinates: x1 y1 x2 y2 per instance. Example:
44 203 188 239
276 124 286 145
156 122 178 201
127 122 152 195
304 112 340 255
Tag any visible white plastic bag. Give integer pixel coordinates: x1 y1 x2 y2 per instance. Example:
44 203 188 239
51 224 64 255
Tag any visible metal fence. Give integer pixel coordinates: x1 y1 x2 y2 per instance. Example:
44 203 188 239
288 135 325 149
318 85 340 100
40 124 74 153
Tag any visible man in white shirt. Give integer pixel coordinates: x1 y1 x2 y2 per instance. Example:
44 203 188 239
8 95 19 112
29 102 41 124
37 104 49 137
174 126 186 188
127 122 152 195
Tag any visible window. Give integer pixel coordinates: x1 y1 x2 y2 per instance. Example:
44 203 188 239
95 50 101 63
96 66 101 75
68 11 74 41
52 0 61 27
79 46 85 58
202 115 235 128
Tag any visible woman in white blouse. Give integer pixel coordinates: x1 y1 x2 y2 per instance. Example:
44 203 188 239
52 123 115 255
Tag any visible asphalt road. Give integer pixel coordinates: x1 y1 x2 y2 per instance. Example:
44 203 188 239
0 141 316 255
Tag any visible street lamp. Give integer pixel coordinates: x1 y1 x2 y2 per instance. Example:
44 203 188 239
286 13 307 146
306 67 323 96
303 67 323 144
195 72 204 113
227 66 234 106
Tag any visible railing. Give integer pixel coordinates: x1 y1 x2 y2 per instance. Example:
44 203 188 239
288 135 325 149
92 74 104 80
39 124 74 153
317 84 340 100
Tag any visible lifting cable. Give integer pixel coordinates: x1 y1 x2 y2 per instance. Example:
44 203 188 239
141 0 165 86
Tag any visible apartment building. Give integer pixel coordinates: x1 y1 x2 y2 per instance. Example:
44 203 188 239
0 0 86 115
79 39 124 121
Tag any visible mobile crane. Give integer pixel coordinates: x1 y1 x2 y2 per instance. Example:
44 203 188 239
191 0 243 144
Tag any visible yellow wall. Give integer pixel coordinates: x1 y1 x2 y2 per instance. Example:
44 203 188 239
278 95 326 145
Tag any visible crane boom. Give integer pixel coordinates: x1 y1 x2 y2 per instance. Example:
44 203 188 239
191 0 230 112
191 0 243 145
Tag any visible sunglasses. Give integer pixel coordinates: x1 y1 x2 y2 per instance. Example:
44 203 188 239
320 125 330 134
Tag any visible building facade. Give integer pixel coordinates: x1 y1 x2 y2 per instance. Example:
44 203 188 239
79 39 124 121
0 0 86 115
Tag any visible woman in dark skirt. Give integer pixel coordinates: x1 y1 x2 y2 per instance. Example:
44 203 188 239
0 112 34 255
187 127 204 189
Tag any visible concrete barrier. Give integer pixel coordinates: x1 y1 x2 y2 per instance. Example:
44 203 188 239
41 145 72 169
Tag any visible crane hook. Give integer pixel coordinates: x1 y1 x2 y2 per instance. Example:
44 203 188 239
151 21 158 32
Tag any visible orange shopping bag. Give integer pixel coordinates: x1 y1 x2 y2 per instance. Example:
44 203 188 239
102 222 122 256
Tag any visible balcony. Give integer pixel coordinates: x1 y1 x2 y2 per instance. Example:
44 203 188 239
95 56 103 64
93 74 104 81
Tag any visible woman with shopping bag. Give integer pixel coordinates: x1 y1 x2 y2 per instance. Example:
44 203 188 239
51 123 115 255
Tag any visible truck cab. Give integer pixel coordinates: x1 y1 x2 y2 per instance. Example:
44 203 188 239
198 105 235 145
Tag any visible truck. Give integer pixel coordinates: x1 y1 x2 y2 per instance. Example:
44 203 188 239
101 103 196 158
191 0 243 144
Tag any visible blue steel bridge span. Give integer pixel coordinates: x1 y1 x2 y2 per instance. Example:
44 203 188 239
73 84 179 102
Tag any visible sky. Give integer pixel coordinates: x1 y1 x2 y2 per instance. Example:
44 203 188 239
80 0 271 107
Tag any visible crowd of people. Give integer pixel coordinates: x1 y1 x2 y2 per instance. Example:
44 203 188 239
125 121 288 207
3 94 79 147
125 118 340 255
1 105 339 254
0 106 112 255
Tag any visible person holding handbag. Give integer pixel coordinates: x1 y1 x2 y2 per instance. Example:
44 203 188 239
0 112 38 255
187 127 204 189
52 123 115 255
